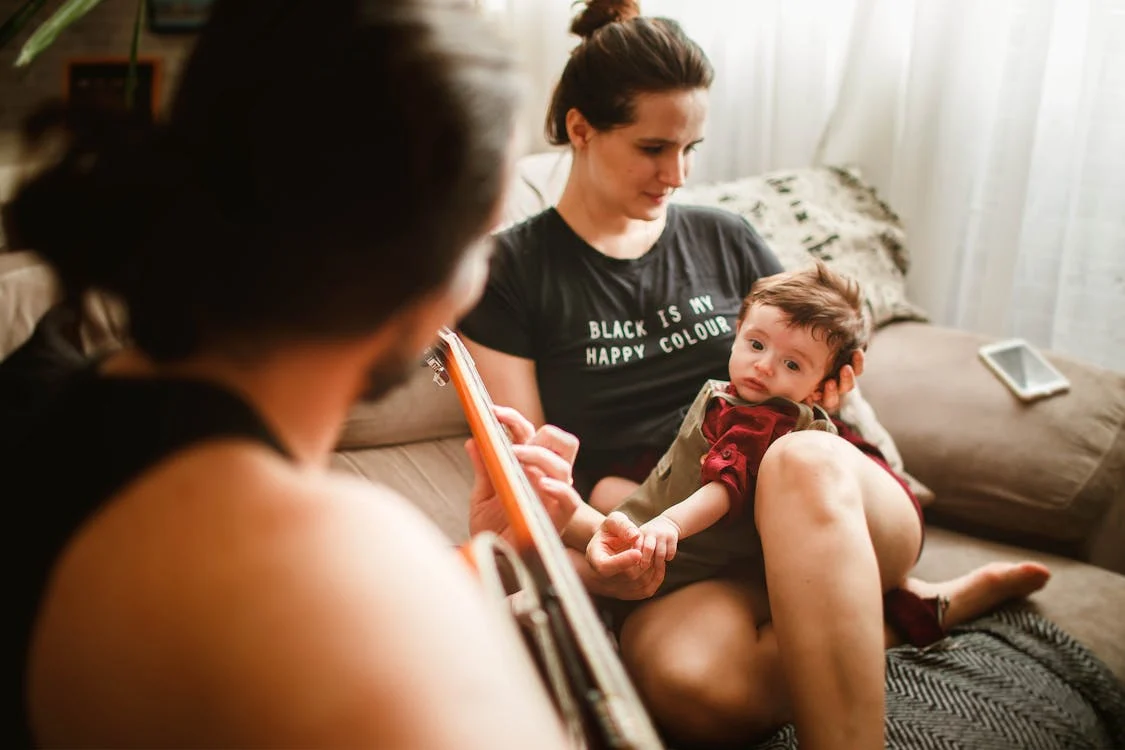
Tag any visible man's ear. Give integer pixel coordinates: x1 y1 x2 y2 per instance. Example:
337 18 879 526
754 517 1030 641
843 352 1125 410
565 108 594 149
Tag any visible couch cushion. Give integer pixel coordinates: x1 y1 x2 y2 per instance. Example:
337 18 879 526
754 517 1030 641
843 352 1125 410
500 150 571 230
863 322 1125 555
331 437 473 544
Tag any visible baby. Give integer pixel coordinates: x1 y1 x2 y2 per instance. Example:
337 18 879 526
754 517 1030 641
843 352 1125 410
588 261 923 598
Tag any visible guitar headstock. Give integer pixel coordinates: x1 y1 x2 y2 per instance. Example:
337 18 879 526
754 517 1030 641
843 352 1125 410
423 329 454 386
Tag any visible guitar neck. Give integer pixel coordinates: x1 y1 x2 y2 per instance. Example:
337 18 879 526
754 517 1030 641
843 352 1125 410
431 328 665 750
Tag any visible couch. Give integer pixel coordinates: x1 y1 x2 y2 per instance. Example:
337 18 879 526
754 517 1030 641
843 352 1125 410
2 154 1124 695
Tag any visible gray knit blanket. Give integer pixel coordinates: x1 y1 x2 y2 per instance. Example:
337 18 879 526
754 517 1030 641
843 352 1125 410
752 607 1125 750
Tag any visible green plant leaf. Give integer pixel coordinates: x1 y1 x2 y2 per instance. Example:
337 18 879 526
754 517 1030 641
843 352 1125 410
15 0 107 67
0 0 50 52
124 0 144 109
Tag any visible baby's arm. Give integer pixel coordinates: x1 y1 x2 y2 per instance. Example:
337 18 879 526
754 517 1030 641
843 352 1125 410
635 481 731 565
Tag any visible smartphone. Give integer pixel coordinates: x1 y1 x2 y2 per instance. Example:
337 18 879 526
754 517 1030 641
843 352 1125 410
978 338 1070 402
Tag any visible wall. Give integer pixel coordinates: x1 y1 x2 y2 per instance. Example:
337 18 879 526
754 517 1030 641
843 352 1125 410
0 0 197 165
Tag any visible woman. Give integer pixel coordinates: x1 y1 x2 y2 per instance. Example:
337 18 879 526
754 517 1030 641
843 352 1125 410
460 1 1051 747
6 1 584 747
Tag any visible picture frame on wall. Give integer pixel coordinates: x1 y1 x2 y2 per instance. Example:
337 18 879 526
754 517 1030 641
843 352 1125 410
147 0 215 33
66 57 163 122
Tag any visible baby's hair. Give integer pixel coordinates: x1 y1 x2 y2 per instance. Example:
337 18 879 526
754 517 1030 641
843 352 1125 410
738 261 870 380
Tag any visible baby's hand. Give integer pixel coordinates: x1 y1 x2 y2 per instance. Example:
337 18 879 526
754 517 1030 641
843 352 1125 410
634 515 681 566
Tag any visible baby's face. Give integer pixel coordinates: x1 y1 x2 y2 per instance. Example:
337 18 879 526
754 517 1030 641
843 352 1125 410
728 303 833 404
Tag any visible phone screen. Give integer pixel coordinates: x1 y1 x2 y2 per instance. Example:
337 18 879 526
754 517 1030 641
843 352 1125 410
989 344 1064 390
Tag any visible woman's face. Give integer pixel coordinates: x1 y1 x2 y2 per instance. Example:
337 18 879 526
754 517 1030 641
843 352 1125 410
576 88 709 221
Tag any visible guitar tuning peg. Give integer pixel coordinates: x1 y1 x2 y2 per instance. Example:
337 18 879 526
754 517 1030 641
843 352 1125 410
423 349 450 387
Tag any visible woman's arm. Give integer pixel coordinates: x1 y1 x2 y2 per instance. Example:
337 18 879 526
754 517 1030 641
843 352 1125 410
461 335 546 427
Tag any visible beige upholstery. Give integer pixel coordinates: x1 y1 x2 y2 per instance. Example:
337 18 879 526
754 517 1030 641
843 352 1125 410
330 435 473 545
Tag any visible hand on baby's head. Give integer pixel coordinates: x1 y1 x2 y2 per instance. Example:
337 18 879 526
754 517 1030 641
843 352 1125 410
816 348 863 412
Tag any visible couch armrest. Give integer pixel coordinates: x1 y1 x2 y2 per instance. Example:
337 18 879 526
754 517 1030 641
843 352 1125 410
861 322 1125 574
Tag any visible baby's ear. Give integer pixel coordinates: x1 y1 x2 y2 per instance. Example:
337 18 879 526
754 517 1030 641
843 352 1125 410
804 387 825 406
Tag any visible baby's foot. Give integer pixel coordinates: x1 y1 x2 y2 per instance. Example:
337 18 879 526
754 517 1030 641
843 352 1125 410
905 561 1051 630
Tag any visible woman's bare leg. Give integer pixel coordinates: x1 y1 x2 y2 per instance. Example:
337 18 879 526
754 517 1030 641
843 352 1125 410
619 567 1051 748
589 476 639 514
619 578 788 747
753 431 923 750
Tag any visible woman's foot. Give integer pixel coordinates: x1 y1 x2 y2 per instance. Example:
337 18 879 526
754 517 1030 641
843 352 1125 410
905 561 1051 630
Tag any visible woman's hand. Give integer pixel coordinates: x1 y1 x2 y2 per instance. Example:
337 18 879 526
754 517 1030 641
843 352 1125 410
466 405 581 545
582 512 666 600
817 349 865 413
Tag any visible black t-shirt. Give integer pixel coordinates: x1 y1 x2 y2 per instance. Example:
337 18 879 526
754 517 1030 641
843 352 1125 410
459 204 783 482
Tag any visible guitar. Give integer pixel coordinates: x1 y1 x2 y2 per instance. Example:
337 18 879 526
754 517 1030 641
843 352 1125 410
425 327 665 750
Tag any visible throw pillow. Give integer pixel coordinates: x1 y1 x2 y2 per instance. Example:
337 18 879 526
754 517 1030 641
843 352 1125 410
674 165 929 330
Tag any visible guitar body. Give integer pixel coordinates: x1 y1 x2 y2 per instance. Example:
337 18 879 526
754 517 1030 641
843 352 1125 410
426 328 665 750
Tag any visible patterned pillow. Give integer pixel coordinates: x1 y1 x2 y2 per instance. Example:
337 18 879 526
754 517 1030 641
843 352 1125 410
675 165 928 329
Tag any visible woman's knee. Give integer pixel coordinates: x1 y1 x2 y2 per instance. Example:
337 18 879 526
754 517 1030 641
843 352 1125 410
624 643 783 746
756 431 863 523
619 584 788 745
589 476 638 513
756 430 922 584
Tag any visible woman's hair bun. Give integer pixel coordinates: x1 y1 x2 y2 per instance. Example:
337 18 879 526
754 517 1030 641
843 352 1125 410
570 0 641 39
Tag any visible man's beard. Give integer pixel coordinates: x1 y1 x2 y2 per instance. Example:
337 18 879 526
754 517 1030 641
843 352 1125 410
360 337 423 402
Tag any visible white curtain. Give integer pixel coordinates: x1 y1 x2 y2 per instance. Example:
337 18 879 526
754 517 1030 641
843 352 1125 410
822 0 1125 371
484 0 1125 372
